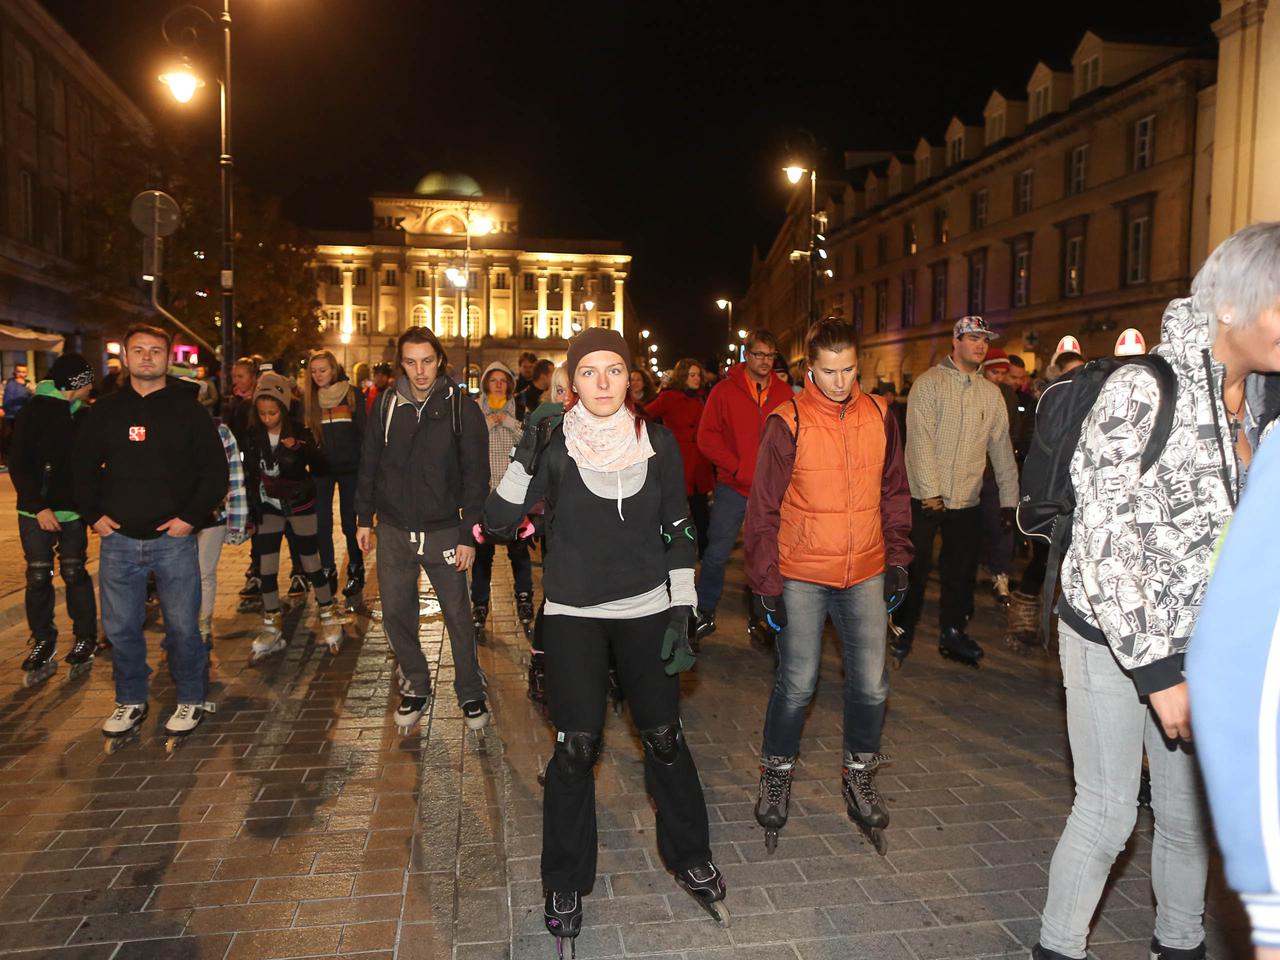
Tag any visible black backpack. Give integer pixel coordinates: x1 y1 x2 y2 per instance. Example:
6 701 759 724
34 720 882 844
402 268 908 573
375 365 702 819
1016 354 1178 639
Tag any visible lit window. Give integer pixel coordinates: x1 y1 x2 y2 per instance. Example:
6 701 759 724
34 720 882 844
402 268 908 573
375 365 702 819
522 313 536 337
903 221 917 257
1063 230 1086 298
357 311 369 334
438 304 456 337
1133 115 1155 171
1011 236 1032 307
548 314 560 338
412 304 429 325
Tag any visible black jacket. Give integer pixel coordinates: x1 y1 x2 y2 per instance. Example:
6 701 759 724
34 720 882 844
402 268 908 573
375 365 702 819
10 390 86 515
243 421 327 516
354 376 489 544
313 382 366 474
71 377 228 539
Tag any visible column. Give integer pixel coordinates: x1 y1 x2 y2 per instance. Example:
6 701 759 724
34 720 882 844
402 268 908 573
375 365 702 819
341 268 354 337
562 273 573 337
537 273 549 339
429 264 438 329
484 263 495 337
614 273 626 337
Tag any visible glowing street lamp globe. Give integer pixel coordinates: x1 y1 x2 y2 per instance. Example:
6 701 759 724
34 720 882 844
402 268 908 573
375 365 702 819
784 165 806 185
159 59 205 103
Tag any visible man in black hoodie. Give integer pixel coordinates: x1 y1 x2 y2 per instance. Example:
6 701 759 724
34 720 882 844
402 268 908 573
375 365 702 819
72 324 228 743
355 326 490 732
10 353 98 682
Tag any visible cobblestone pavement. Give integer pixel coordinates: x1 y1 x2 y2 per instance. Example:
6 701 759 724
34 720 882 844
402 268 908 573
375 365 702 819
0 525 1253 959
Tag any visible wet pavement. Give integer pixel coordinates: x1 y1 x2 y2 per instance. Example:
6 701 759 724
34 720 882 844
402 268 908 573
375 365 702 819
0 527 1253 959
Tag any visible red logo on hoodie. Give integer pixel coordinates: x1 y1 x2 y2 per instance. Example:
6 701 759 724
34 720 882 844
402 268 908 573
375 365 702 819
128 426 146 442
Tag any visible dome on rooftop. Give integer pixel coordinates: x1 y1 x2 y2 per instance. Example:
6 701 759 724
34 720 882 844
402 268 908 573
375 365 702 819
413 171 483 198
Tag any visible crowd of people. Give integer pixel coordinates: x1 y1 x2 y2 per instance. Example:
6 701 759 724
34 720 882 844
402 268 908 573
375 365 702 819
5 221 1280 959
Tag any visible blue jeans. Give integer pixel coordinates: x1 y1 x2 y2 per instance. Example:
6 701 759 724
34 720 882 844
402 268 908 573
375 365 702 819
695 483 748 614
471 539 533 604
99 532 205 705
315 471 360 574
761 575 889 759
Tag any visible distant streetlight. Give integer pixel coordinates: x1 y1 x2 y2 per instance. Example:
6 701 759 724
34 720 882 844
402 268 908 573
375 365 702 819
583 299 595 314
783 160 819 326
784 165 806 185
715 298 733 347
640 328 650 339
737 328 747 339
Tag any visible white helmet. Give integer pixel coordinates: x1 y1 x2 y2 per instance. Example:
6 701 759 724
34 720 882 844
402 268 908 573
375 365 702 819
1114 327 1146 357
1051 335 1082 367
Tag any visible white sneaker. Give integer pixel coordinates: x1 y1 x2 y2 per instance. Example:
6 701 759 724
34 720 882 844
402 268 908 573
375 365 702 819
395 695 430 730
165 703 206 736
102 703 148 736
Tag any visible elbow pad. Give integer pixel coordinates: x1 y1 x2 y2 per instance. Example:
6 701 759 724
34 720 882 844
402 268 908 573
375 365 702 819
661 516 698 549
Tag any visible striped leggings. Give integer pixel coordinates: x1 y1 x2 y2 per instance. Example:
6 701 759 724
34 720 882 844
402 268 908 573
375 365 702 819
254 512 333 612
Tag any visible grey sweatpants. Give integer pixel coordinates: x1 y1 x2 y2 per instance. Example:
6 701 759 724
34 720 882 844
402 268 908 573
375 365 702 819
376 523 486 706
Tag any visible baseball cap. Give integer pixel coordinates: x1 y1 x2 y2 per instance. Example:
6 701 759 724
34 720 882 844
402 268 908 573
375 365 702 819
953 316 999 341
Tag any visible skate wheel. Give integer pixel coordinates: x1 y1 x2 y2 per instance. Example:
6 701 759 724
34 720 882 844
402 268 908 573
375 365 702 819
165 737 179 754
870 828 888 856
103 738 118 755
710 899 730 927
764 829 778 854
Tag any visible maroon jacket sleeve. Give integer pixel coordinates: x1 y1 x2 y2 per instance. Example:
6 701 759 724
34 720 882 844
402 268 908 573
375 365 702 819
880 405 913 569
743 415 795 597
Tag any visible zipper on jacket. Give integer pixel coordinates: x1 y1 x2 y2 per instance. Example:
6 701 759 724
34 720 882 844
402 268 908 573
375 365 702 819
1200 348 1240 509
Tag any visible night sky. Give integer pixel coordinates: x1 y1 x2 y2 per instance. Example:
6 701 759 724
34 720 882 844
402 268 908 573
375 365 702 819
44 0 1218 361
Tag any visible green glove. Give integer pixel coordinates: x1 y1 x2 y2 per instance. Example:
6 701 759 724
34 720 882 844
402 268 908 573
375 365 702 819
661 605 697 675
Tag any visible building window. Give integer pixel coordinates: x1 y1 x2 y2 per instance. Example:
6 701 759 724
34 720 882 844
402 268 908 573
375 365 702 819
832 293 845 318
75 102 92 154
598 314 612 330
549 274 561 292
918 153 931 181
931 262 948 323
573 275 586 292
548 314 561 338
354 268 368 286
18 171 35 244
901 271 916 328
47 188 64 256
947 136 964 167
854 245 864 273
853 288 865 332
988 112 1005 144
934 207 950 245
874 280 888 332
967 250 987 314
1079 55 1101 95
972 189 989 229
383 269 397 287
493 271 508 290
1011 235 1032 307
325 309 340 332
1068 144 1089 196
356 311 369 334
1061 219 1087 298
412 303 429 325
1133 114 1155 171
523 273 536 292
522 313 536 337
1032 84 1049 121
415 269 427 288
1016 169 1033 215
15 43 36 113
467 304 481 334
903 221 917 257
876 234 888 265
1122 199 1153 286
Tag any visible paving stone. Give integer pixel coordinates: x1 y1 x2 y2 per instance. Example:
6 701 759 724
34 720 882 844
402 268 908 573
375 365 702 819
900 921 1023 959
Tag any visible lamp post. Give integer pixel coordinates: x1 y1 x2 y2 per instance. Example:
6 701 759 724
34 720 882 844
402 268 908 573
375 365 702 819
160 1 234 402
451 209 491 392
784 163 819 328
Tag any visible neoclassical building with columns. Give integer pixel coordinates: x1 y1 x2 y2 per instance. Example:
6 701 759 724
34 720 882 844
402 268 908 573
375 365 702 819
310 171 633 385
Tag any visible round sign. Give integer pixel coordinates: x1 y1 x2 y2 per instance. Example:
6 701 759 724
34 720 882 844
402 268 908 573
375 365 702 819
129 190 181 238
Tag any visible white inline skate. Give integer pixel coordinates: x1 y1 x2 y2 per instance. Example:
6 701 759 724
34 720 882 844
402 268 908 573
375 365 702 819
250 611 285 663
318 601 346 654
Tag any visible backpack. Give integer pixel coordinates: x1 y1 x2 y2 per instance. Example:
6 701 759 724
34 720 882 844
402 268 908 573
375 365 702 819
378 381 464 449
1016 354 1178 639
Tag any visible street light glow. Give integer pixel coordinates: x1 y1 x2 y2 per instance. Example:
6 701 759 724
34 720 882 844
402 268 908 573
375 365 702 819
583 300 595 312
470 214 493 236
649 344 658 353
738 329 747 339
784 165 806 184
640 329 650 339
159 60 204 103
715 299 729 310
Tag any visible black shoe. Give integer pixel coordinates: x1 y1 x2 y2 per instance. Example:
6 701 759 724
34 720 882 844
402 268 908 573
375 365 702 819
938 626 983 665
1149 938 1206 960
544 890 582 950
65 635 98 666
239 574 262 599
342 564 365 599
694 608 716 638
1031 946 1076 960
21 636 56 672
462 698 489 732
394 695 429 730
324 567 338 597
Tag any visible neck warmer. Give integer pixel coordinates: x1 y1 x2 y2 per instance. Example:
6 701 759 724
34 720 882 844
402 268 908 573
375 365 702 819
318 382 349 409
564 401 655 520
486 394 508 411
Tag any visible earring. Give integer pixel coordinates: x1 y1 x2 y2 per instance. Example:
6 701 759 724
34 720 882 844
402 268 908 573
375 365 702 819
1221 313 1233 325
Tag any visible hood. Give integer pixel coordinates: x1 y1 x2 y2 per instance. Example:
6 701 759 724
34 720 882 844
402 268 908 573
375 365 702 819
480 361 515 395
394 373 453 405
1154 297 1214 381
34 379 86 413
726 363 785 399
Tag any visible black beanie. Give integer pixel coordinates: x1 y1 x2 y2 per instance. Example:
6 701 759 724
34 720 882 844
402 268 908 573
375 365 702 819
566 328 631 381
49 353 93 391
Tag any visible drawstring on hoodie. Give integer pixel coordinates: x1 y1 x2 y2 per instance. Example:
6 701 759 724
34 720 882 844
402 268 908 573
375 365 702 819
616 472 624 521
407 531 426 556
1200 348 1241 510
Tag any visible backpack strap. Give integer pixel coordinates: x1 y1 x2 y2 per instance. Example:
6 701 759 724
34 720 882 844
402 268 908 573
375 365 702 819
1132 354 1177 474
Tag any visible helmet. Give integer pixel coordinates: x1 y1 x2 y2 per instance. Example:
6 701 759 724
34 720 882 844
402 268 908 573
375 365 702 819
1114 328 1146 357
1051 335 1082 368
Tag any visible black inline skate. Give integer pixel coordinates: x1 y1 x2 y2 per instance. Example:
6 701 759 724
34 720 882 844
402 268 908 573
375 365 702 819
607 665 624 716
842 752 891 855
675 862 730 925
755 755 795 854
342 562 365 611
516 591 535 635
544 890 582 958
21 636 57 687
471 601 488 644
888 622 911 669
527 648 547 707
65 635 98 680
238 567 262 613
938 626 983 667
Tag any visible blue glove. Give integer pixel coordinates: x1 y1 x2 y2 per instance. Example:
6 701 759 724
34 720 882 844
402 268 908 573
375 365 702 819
752 594 787 633
884 565 909 614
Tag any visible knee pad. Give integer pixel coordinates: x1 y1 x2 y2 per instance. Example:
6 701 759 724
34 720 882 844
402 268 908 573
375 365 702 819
552 730 602 778
26 562 53 588
641 722 684 766
60 560 88 585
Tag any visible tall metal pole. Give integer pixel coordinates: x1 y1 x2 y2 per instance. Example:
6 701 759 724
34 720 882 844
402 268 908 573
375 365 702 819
219 0 234 402
726 301 733 350
807 168 816 328
462 213 471 391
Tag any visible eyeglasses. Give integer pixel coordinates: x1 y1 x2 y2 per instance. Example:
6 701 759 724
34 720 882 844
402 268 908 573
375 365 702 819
747 350 778 361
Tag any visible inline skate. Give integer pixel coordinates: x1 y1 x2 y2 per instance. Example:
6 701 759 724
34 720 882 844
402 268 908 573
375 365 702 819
842 752 891 855
250 611 285 662
65 635 98 680
21 636 57 687
755 755 795 854
102 702 148 753
675 861 729 925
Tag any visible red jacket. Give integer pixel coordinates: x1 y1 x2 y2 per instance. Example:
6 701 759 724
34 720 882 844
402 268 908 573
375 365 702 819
642 388 714 496
696 365 792 497
744 381 912 596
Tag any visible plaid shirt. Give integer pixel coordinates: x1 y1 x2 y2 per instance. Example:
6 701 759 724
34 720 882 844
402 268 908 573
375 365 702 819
217 423 250 544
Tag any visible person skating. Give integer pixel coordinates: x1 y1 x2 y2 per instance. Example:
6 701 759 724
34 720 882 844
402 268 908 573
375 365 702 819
743 320 911 855
354 327 490 733
470 361 535 639
485 328 727 955
242 371 346 659
642 357 715 555
1034 223 1280 960
10 353 98 683
895 315 1019 666
303 350 367 607
693 329 791 638
71 324 228 750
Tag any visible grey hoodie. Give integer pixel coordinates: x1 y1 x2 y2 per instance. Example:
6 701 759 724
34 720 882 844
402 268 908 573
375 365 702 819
476 362 522 492
1061 297 1280 694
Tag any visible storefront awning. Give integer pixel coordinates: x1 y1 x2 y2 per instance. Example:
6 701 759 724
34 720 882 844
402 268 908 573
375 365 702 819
0 324 65 353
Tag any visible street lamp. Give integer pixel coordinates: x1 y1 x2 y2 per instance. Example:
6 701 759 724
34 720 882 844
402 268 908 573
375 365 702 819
715 298 733 349
161 1 235 404
582 299 595 329
640 329 650 339
458 207 491 392
783 161 819 327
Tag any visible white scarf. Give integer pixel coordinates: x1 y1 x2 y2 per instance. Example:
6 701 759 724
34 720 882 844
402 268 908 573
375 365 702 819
563 401 654 473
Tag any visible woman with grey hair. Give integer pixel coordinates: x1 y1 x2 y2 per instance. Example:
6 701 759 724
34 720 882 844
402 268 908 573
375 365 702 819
1034 221 1280 960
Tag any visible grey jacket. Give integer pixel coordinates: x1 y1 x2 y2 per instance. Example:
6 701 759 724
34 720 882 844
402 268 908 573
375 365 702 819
905 356 1019 509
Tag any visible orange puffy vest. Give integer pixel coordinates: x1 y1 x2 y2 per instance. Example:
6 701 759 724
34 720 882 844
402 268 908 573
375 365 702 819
774 380 888 589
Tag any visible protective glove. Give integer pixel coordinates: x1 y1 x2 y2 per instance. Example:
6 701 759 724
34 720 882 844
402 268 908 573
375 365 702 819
883 565 909 613
752 594 788 633
1000 507 1016 531
661 605 697 675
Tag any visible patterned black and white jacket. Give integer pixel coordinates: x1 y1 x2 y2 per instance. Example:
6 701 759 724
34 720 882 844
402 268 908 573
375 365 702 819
1061 297 1280 695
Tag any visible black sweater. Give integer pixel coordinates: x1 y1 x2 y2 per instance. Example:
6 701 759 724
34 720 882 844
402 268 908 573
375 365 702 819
10 391 85 515
71 377 228 539
354 377 489 544
484 423 694 607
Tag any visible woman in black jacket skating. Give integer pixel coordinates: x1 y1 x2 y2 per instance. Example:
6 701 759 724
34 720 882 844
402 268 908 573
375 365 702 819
485 328 727 954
